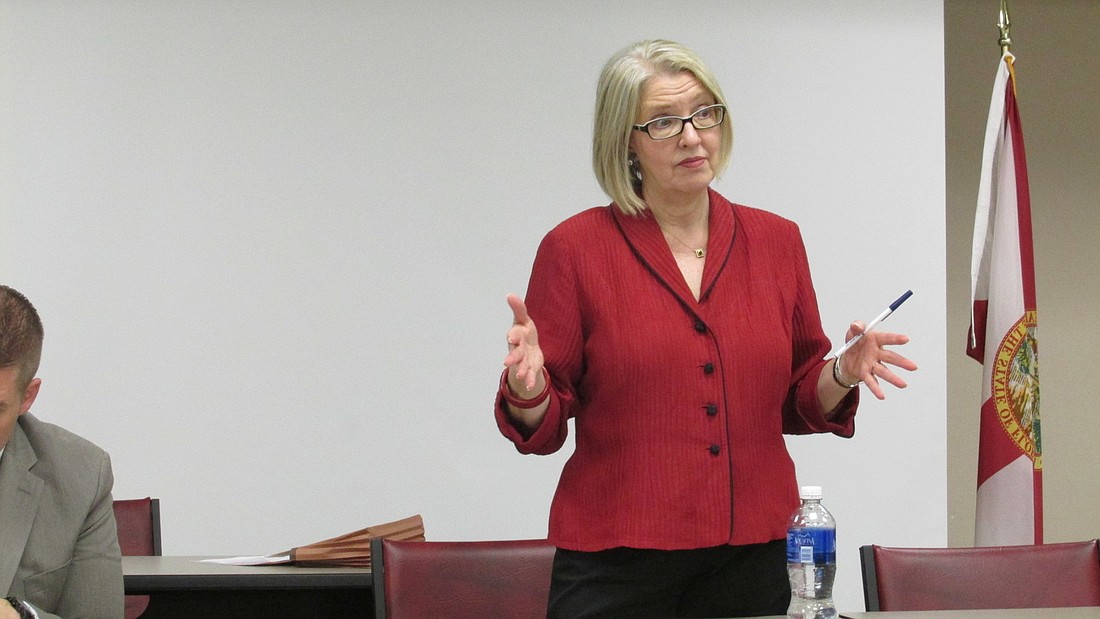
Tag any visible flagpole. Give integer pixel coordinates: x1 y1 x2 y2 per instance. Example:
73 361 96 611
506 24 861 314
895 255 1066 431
998 1 1016 96
998 0 1012 55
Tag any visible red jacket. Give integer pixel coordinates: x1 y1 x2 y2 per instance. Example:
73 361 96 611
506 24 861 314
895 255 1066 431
496 189 857 551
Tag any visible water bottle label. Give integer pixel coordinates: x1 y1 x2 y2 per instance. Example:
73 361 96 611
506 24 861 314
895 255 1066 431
786 528 836 564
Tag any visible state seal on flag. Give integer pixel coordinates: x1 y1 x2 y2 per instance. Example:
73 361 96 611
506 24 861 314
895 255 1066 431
991 309 1041 469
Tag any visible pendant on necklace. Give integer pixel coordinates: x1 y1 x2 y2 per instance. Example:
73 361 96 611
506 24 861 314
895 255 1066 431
693 248 705 259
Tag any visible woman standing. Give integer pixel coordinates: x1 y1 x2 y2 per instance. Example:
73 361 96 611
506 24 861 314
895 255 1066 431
495 40 915 618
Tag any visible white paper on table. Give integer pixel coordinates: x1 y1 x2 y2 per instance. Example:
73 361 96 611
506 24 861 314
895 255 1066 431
199 554 292 566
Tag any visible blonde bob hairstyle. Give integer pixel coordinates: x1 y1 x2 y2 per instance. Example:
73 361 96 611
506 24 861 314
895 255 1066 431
593 40 733 216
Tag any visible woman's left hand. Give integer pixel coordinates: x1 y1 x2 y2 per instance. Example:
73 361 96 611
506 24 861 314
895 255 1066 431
836 321 918 400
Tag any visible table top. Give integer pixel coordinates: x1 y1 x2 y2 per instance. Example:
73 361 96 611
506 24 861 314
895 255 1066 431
696 611 1100 619
123 560 1098 618
840 608 1100 618
123 556 372 592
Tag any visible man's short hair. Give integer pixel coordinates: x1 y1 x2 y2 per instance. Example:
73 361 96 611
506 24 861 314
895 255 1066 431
0 285 45 390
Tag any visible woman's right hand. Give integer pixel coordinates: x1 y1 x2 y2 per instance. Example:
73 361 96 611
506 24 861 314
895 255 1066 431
503 293 545 397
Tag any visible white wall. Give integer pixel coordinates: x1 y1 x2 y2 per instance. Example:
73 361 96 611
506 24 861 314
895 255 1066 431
0 1 945 611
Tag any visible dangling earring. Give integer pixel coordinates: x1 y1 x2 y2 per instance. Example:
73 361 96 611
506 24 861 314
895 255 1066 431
628 153 641 180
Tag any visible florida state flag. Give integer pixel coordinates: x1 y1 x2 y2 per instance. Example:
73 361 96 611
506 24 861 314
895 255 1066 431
967 53 1041 546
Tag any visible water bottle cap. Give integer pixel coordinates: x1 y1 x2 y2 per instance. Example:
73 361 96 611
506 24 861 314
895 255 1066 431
799 485 822 500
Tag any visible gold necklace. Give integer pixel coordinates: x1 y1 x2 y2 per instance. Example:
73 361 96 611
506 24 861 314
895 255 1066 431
662 227 707 259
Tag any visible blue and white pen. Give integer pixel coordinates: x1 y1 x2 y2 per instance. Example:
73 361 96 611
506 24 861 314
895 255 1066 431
832 290 913 358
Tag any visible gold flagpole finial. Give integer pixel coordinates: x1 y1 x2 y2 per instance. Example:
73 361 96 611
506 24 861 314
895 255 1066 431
998 0 1013 55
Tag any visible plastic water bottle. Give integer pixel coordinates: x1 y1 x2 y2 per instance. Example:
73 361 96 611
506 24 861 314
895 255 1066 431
786 485 837 619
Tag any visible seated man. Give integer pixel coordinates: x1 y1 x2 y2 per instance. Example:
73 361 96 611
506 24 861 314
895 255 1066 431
1 285 123 619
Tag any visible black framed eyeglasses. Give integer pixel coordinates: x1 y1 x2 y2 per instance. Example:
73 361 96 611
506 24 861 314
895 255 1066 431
632 104 726 140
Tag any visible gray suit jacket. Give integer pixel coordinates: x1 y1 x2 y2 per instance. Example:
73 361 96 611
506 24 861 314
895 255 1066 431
0 413 124 619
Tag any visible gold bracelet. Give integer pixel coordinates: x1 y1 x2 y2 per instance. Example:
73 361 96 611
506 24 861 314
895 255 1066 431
832 354 861 389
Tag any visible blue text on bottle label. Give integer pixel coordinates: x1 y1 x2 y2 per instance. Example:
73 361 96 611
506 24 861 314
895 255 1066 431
786 528 836 564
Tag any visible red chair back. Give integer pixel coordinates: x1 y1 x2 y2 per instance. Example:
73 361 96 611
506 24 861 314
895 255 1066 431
861 540 1100 611
372 538 555 619
113 498 162 619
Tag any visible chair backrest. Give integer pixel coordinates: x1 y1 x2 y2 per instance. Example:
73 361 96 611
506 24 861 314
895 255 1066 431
371 537 555 619
860 540 1100 611
113 497 162 556
113 497 162 619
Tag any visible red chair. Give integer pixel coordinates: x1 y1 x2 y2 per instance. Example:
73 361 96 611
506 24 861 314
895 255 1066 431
371 537 555 619
113 498 162 619
860 539 1100 611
